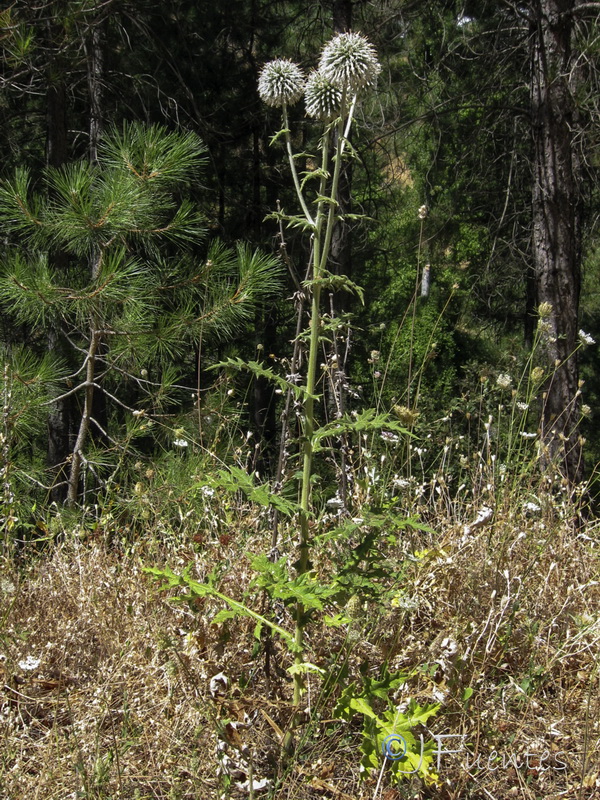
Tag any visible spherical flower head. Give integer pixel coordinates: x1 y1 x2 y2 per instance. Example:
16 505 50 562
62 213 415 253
258 59 305 107
304 70 343 120
319 32 381 93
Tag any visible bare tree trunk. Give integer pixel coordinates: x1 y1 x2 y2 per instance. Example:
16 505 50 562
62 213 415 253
65 11 108 505
530 0 583 482
67 330 101 506
86 16 105 164
45 29 71 503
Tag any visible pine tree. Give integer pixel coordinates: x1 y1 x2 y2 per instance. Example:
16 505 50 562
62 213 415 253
0 122 281 506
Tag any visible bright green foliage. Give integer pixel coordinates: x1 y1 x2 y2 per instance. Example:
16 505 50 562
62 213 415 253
0 350 66 549
144 563 300 652
251 554 340 612
335 673 440 785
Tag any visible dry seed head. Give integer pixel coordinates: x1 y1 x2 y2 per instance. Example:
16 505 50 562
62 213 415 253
304 69 343 120
393 404 419 426
258 59 305 107
319 32 381 92
538 301 553 318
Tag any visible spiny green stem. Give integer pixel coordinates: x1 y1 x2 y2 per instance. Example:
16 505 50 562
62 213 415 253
293 100 355 704
286 93 357 707
318 94 353 275
293 129 331 705
282 104 314 226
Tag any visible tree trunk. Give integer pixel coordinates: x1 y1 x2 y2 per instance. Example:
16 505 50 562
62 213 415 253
86 16 105 164
530 0 583 482
45 34 71 503
67 330 101 506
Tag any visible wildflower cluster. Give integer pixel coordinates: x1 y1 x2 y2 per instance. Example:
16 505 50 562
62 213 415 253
257 31 380 115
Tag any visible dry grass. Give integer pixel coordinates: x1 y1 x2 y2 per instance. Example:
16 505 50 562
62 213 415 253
1 499 600 800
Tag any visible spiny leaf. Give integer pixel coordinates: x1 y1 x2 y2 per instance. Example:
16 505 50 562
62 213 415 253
312 408 412 452
299 168 329 190
194 465 300 517
305 271 365 303
144 566 299 651
209 357 319 402
269 127 290 146
314 194 339 206
263 210 317 232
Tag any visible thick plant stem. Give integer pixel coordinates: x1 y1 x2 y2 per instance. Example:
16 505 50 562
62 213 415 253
292 105 354 704
319 98 351 274
292 130 329 703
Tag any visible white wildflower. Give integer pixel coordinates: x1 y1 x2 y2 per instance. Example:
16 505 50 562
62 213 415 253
326 497 344 510
173 438 189 448
418 204 428 219
579 329 596 346
520 431 537 439
209 672 229 698
319 32 381 92
463 506 493 535
18 656 40 671
258 59 305 107
236 778 272 793
496 373 512 389
304 69 342 119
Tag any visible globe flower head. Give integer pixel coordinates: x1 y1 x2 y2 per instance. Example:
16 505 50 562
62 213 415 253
258 59 305 107
319 32 381 93
304 70 343 120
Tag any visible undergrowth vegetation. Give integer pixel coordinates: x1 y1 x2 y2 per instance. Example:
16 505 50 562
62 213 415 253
2 469 599 799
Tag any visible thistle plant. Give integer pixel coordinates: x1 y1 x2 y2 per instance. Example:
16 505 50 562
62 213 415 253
258 32 381 704
147 37 436 778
